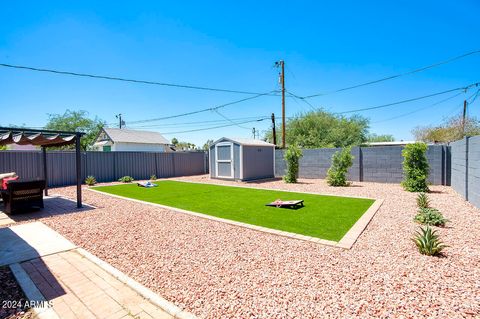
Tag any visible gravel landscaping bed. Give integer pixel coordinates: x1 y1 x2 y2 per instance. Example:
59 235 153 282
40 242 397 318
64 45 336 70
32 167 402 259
0 266 34 319
8 175 480 318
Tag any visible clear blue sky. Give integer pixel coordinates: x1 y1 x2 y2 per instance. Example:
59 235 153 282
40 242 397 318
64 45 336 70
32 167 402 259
1 1 479 146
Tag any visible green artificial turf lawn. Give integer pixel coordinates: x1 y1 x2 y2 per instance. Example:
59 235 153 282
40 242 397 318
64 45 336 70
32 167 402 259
94 181 374 242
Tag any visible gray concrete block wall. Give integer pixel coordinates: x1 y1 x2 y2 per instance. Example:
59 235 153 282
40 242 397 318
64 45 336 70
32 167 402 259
450 138 467 198
427 145 446 185
362 146 404 183
467 136 480 208
275 145 447 185
275 148 360 180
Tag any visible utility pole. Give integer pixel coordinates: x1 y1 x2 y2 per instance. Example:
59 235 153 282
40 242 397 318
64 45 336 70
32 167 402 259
462 100 467 135
271 113 277 146
275 60 286 148
252 127 256 139
116 114 123 129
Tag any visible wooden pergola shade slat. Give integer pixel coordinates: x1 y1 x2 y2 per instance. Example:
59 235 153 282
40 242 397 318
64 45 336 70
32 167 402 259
0 127 85 208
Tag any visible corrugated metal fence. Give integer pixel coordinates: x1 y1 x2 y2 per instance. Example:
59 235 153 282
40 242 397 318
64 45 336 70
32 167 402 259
0 151 208 187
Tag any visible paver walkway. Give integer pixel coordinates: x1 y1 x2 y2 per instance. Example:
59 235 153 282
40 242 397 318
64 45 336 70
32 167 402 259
0 222 174 319
22 249 172 319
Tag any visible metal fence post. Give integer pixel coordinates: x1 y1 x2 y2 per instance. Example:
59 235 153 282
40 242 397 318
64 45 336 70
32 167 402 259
358 147 363 182
465 136 469 201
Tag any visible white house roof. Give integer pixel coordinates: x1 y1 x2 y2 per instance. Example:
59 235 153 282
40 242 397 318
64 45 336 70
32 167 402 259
103 128 170 145
214 137 275 147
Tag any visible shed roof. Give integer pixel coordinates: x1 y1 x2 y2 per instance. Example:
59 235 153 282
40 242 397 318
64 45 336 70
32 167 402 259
103 128 170 145
214 137 275 147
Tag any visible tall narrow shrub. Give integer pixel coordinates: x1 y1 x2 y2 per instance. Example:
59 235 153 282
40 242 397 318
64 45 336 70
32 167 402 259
327 147 353 186
401 142 429 192
283 144 303 183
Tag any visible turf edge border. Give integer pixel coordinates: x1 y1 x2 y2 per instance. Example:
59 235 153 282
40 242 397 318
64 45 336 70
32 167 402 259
87 188 383 249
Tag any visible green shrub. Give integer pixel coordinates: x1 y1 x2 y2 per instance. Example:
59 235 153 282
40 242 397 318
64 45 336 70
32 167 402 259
327 147 353 187
401 142 430 192
412 226 447 256
416 193 430 209
85 175 97 186
414 207 448 226
150 174 157 181
118 176 134 183
283 144 303 183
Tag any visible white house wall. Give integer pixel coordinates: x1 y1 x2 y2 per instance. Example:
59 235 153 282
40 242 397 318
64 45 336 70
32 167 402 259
112 142 166 152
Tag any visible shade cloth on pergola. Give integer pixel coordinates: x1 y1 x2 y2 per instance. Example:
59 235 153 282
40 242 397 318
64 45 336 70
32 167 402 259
0 127 85 208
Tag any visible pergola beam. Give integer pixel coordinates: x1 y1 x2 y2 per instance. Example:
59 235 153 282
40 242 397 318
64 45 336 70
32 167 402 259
75 133 82 208
42 146 48 196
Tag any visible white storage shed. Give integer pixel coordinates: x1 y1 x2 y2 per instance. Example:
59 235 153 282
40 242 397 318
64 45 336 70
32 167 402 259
209 137 275 181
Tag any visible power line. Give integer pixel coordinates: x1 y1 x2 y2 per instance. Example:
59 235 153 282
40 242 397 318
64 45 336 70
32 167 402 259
0 62 280 96
336 82 479 115
158 118 268 135
213 109 252 130
286 90 317 110
372 92 463 123
301 50 480 99
126 116 270 128
125 91 277 125
423 88 480 127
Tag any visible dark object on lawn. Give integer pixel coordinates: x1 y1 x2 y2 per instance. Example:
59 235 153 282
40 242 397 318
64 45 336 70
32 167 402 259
266 199 304 209
1 180 46 214
137 181 158 188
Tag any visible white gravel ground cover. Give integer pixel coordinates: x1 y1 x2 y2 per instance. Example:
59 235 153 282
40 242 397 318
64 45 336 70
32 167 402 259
11 175 480 318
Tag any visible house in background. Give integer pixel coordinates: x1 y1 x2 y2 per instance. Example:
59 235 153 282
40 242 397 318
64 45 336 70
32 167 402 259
93 128 172 152
5 144 38 151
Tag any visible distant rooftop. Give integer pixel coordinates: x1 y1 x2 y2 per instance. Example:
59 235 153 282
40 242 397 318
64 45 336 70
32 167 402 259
103 128 170 145
366 141 417 146
215 137 275 147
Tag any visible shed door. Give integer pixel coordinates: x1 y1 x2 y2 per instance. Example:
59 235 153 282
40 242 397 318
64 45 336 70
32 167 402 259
215 142 234 178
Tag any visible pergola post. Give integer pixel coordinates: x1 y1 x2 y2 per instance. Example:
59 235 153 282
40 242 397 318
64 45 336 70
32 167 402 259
75 133 82 208
42 146 48 196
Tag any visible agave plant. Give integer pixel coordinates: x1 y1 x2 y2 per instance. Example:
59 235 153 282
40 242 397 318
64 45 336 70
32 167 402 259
412 226 448 256
118 176 134 183
84 175 97 186
416 193 430 209
414 207 448 226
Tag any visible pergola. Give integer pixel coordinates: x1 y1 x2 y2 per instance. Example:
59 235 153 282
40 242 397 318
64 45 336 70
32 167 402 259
0 127 85 208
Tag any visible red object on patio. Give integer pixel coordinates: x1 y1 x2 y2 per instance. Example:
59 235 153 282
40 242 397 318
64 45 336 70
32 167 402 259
2 176 19 190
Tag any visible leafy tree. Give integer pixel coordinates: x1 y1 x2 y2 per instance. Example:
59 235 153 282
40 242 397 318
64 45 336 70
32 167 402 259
402 142 429 192
413 114 480 143
366 133 395 142
203 139 214 151
283 144 303 183
44 110 105 150
171 137 179 146
327 147 354 186
265 110 369 148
